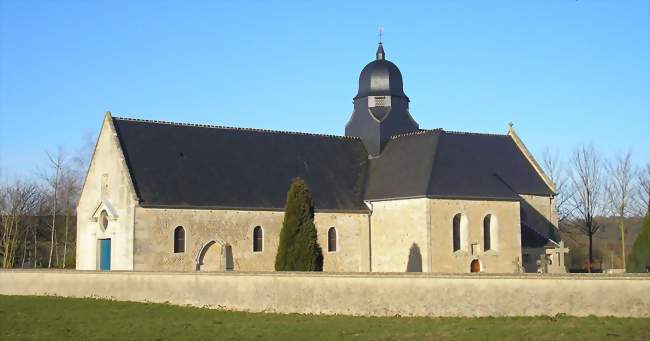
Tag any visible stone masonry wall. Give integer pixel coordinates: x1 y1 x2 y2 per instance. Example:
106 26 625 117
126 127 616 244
428 198 522 273
1 270 648 317
133 207 369 272
367 198 522 273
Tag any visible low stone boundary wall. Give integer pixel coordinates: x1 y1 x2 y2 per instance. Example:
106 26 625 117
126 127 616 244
1 270 649 317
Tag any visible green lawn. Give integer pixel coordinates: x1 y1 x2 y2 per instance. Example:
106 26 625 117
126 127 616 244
0 295 648 340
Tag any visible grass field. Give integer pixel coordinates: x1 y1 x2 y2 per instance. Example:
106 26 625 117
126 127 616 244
1 295 649 340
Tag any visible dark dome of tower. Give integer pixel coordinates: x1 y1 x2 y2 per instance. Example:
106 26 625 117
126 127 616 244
354 43 408 100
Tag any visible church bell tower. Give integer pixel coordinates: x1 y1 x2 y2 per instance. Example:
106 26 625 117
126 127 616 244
345 42 419 156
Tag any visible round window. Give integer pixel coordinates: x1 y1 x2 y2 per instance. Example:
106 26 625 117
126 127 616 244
100 210 109 231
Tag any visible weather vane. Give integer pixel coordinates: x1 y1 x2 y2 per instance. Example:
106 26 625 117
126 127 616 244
379 26 384 44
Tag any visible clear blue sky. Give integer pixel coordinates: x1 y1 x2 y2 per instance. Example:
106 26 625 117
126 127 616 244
1 1 648 180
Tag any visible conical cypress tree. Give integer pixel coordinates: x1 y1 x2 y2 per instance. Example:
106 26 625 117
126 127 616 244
627 214 650 273
275 177 323 271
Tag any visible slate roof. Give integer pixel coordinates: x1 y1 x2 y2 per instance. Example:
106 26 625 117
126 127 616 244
521 224 560 248
364 130 554 201
112 117 553 211
112 118 369 211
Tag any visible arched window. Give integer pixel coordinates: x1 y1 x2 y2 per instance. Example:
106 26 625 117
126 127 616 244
174 226 185 253
328 227 337 252
99 210 109 231
483 215 492 251
253 226 263 252
453 214 461 252
484 214 499 251
452 213 468 252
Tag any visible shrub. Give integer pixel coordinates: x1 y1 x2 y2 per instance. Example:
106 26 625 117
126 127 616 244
275 177 323 271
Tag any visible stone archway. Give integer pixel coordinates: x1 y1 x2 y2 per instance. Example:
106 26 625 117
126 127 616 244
196 240 224 272
470 259 481 273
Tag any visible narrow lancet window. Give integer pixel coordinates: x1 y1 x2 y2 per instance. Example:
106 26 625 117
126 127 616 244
483 215 492 251
174 226 185 253
453 214 461 252
253 226 263 252
328 227 337 252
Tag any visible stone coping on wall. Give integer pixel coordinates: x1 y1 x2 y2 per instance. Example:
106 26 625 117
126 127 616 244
2 269 648 280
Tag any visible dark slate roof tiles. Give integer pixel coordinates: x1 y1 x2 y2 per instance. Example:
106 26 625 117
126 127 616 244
521 224 560 248
427 131 552 199
112 117 369 211
365 129 553 201
111 116 553 211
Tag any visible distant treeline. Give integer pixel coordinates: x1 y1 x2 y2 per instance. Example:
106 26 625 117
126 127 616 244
561 216 643 271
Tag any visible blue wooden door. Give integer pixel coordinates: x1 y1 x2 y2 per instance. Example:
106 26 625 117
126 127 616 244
100 239 111 271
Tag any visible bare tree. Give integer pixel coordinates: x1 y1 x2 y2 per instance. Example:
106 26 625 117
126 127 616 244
31 140 90 269
634 163 650 216
568 144 605 272
32 193 50 268
44 149 64 268
605 151 636 269
75 131 96 169
57 134 93 268
59 166 81 268
1 180 39 268
542 148 572 225
0 186 6 259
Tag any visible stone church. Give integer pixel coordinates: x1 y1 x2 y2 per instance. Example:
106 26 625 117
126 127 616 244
76 43 565 273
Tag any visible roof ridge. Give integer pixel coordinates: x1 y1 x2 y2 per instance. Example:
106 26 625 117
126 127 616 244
112 116 360 140
390 129 442 140
442 129 507 137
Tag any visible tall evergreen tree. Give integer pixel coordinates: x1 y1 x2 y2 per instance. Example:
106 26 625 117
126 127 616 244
627 213 650 273
275 178 323 271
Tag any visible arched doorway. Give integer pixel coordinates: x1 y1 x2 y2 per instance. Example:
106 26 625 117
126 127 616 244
470 259 481 273
197 241 223 271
